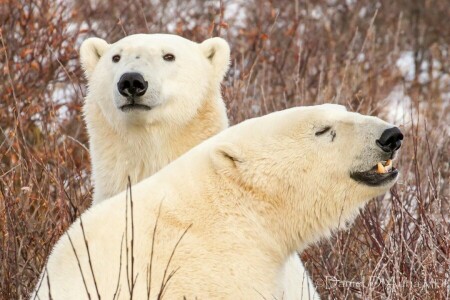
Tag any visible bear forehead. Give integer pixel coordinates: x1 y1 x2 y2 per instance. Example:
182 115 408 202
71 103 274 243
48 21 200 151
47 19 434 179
113 34 197 48
267 105 358 123
294 105 376 124
224 106 382 138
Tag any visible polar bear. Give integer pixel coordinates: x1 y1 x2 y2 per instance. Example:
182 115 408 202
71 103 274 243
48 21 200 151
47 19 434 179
79 34 317 299
33 104 403 299
80 34 230 205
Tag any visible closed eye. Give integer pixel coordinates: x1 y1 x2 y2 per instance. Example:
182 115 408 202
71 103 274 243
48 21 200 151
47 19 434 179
163 53 175 61
315 126 332 136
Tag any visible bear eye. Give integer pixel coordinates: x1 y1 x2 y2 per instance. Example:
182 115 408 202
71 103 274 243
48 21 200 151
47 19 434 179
315 126 332 136
163 53 175 61
112 55 121 63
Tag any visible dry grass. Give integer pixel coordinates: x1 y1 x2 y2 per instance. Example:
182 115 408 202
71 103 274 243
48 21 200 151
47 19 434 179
1 0 449 299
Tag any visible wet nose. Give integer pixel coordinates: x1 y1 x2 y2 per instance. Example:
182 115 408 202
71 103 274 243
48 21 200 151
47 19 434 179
117 73 148 97
376 127 403 153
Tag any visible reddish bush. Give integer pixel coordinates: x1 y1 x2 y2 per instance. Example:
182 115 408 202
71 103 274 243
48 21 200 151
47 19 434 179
1 0 448 298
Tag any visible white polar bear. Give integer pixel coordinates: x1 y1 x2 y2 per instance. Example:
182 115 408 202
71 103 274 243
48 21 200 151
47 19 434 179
79 34 317 299
80 34 230 205
80 34 318 299
32 104 403 299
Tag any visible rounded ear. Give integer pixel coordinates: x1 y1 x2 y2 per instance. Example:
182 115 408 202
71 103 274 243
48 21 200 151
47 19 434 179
80 37 110 79
210 142 243 172
200 37 230 81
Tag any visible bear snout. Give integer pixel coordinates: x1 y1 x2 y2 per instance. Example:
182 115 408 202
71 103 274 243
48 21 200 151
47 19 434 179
117 72 148 97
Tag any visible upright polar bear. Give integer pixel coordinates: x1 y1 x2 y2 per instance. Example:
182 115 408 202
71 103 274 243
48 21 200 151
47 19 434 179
33 104 403 299
78 33 316 298
80 34 230 205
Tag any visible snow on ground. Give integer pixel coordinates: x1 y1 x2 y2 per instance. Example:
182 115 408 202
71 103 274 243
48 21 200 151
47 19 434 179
388 51 450 133
395 51 415 82
382 85 414 126
224 0 247 29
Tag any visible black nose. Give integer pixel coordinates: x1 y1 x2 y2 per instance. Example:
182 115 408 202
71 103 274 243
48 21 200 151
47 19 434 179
117 73 148 97
376 127 403 153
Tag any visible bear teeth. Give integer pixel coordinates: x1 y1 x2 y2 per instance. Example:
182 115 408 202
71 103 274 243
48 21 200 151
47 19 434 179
385 159 393 172
376 159 393 174
377 162 386 174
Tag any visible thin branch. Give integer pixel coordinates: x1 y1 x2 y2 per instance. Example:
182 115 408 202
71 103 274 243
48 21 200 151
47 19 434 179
45 267 53 300
147 198 165 299
112 234 125 300
79 217 101 299
157 224 192 299
67 232 92 300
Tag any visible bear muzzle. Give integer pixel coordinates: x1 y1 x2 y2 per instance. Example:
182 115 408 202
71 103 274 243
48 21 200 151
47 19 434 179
350 127 403 187
117 72 152 112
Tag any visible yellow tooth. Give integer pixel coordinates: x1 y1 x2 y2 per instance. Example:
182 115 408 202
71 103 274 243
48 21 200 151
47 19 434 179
377 162 386 174
385 159 392 171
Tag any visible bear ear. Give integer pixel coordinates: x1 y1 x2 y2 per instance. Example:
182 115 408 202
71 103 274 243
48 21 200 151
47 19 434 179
210 142 243 172
200 37 231 80
80 37 110 79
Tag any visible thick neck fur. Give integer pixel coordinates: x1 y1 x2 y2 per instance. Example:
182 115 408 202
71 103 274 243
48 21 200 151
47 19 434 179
192 169 366 268
84 90 228 204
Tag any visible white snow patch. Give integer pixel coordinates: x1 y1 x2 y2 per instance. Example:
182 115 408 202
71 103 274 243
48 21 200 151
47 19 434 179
359 7 367 18
382 85 414 126
396 51 415 82
418 72 430 85
224 1 247 28
357 53 365 63
311 6 323 19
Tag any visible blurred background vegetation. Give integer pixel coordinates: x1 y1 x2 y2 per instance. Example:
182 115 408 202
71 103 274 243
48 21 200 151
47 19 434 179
1 0 449 298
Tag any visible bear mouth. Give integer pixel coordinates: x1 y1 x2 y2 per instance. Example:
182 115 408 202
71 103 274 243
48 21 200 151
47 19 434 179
350 159 399 186
119 103 152 112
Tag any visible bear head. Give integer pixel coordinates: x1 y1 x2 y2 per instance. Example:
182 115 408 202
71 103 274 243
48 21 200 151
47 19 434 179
209 104 403 248
80 34 230 128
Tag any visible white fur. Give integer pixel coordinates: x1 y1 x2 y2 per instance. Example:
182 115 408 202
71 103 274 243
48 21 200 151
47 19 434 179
77 33 317 299
33 104 399 299
80 34 230 205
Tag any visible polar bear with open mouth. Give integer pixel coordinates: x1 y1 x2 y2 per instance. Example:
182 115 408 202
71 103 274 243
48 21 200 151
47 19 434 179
33 104 403 299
